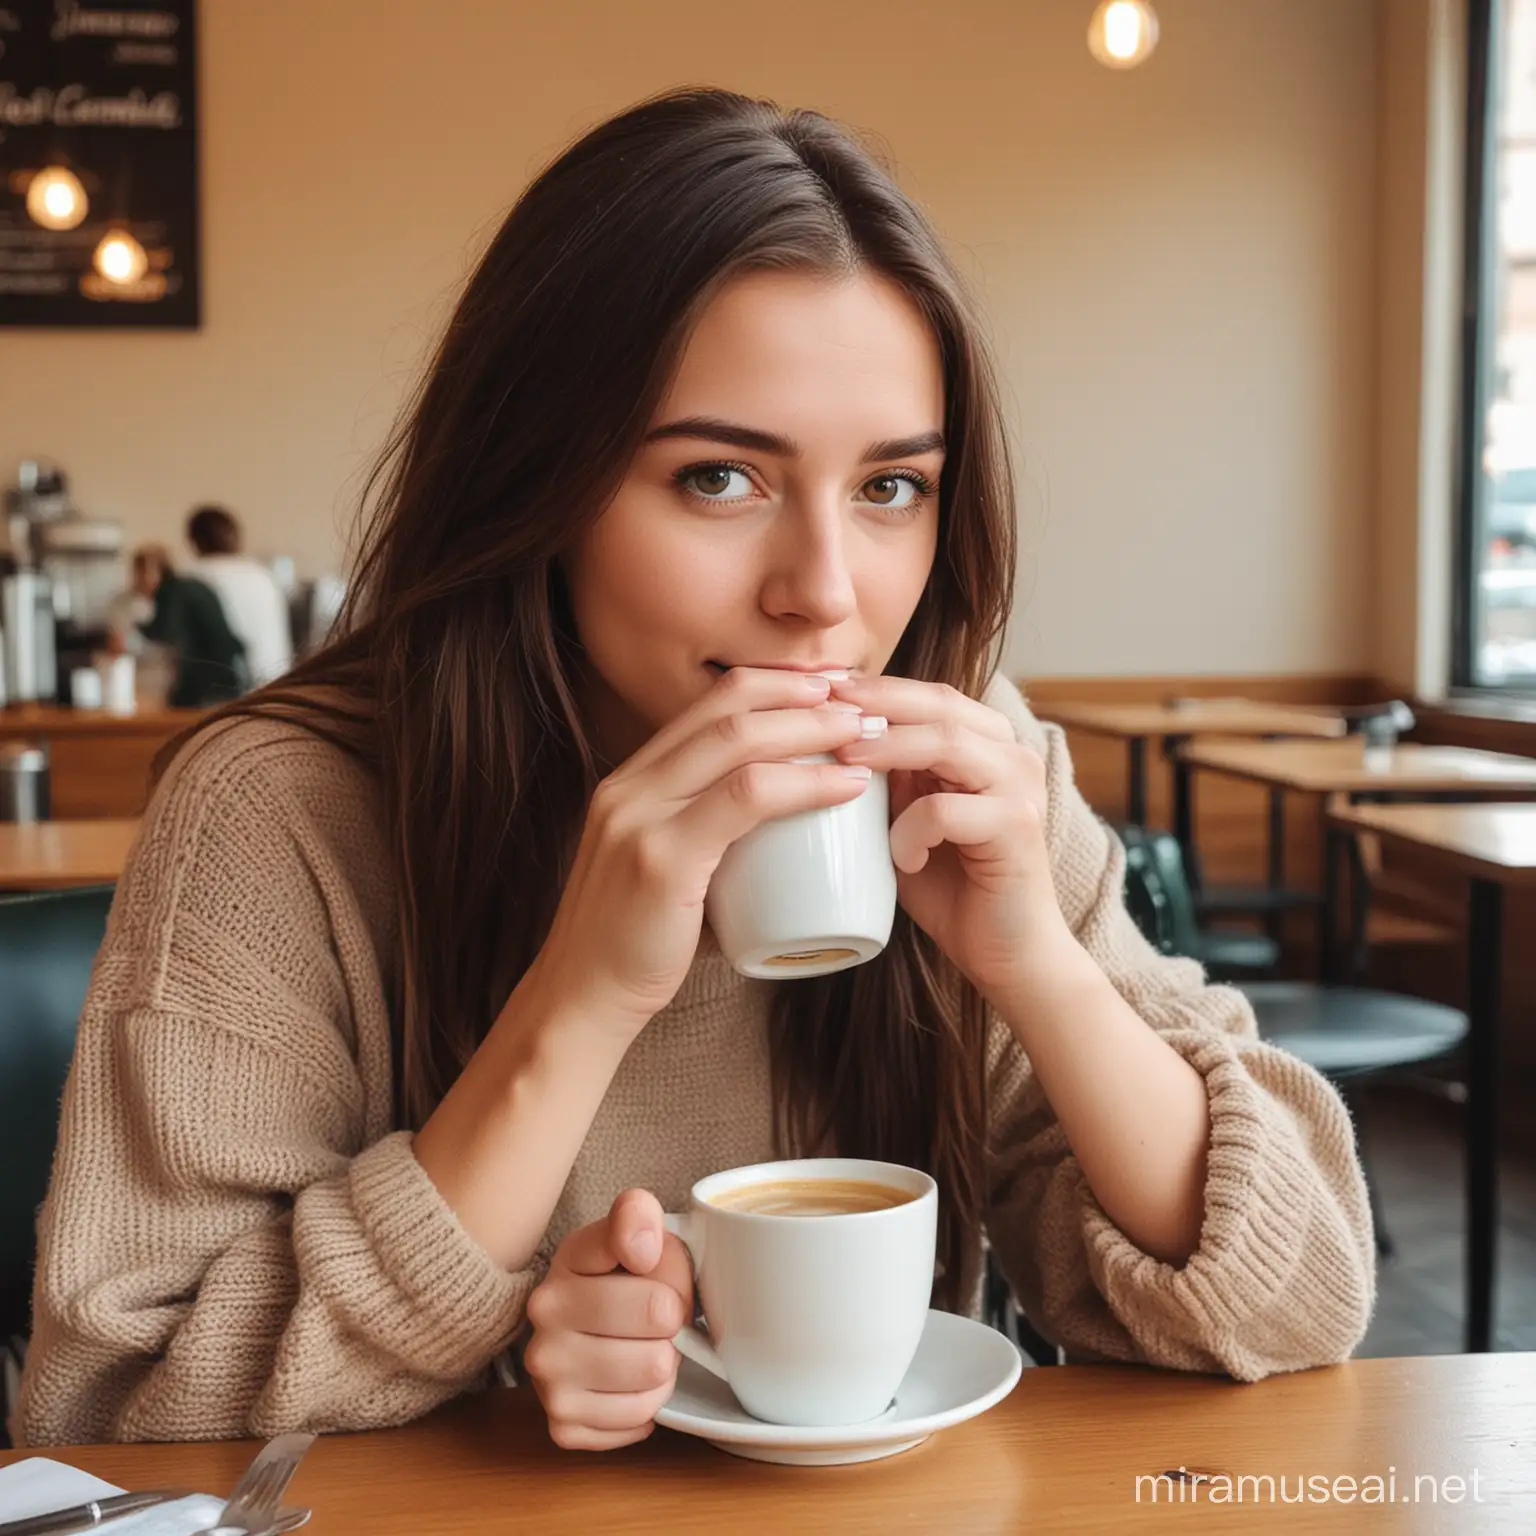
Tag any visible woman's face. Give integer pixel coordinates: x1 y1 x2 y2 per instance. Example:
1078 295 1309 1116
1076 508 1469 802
566 269 945 759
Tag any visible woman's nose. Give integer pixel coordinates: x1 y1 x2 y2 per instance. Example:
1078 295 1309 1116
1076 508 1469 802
758 517 858 629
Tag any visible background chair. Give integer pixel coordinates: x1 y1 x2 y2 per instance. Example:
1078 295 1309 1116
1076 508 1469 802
1117 822 1279 980
0 884 114 1443
1118 829 1465 1258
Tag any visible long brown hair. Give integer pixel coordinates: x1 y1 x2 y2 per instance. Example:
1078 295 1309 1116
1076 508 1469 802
172 87 1017 1308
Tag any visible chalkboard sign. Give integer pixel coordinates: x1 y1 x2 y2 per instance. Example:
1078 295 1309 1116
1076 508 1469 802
0 0 198 327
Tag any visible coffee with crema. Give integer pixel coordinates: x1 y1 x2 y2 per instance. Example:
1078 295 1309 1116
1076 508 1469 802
708 1176 915 1217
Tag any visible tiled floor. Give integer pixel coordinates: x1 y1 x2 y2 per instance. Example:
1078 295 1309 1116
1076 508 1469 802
1355 1083 1536 1357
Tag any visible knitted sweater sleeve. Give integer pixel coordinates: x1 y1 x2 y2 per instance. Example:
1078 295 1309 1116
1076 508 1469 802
14 722 532 1445
979 678 1376 1381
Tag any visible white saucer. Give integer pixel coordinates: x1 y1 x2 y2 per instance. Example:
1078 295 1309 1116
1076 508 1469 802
654 1308 1023 1466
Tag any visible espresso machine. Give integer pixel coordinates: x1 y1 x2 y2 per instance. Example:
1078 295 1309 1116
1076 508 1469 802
2 460 126 704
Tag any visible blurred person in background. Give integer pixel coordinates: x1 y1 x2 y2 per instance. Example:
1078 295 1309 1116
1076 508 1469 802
186 504 296 685
117 544 248 708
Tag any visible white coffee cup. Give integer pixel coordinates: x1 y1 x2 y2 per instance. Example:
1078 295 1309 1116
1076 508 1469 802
704 754 897 979
95 653 137 715
69 667 103 709
664 1157 937 1427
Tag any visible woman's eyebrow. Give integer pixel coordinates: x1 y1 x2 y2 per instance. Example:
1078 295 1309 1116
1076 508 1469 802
642 415 945 463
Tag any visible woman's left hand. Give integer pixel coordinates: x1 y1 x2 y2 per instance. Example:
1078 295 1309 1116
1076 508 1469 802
829 674 1083 1002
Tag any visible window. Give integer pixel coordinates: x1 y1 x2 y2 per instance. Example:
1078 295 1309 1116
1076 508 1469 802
1457 0 1536 688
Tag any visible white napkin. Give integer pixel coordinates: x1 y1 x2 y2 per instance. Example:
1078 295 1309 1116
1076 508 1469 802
0 1458 225 1534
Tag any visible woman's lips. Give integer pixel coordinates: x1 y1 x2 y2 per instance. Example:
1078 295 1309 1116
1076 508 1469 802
704 661 855 675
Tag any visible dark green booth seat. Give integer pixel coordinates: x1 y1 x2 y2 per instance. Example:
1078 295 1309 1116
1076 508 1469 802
0 886 115 1361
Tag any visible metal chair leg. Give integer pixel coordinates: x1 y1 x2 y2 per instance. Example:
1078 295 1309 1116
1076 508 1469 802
1347 835 1375 984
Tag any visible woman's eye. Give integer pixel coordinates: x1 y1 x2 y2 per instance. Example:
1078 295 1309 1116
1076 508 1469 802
680 465 753 500
865 475 919 509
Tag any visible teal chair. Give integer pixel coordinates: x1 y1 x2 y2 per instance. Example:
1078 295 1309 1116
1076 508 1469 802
1121 831 1172 958
1116 824 1279 979
0 885 114 1408
1117 828 1466 1081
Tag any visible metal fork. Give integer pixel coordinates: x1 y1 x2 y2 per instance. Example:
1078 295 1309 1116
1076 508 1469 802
192 1432 316 1536
249 1513 310 1536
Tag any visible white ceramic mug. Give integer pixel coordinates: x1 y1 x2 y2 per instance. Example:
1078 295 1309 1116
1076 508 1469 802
95 653 136 715
664 1157 937 1427
69 667 103 709
704 755 897 979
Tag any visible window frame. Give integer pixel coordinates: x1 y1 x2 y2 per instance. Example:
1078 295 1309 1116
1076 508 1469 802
1451 0 1536 696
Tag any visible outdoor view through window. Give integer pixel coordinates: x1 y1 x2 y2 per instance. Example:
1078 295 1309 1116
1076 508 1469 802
1476 0 1536 682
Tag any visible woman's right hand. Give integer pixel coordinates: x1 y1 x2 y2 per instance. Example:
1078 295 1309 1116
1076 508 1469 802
524 1189 694 1450
527 666 876 1035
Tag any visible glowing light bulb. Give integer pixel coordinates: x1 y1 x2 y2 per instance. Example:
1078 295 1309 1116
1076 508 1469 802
25 166 88 230
1088 0 1160 69
93 229 149 284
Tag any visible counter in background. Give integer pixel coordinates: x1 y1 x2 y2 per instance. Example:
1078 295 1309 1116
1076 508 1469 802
0 705 206 818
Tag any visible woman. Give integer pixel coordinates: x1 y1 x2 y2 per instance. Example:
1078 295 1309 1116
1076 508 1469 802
14 88 1373 1450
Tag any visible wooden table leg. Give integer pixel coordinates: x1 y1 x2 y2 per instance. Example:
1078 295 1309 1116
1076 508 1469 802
1465 876 1502 1354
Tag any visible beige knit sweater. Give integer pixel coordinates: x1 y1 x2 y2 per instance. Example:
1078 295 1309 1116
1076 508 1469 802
13 678 1375 1446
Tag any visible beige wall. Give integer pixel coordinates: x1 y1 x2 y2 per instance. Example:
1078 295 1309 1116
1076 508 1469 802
3 0 1378 678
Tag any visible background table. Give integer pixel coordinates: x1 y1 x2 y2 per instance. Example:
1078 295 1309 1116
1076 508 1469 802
1329 803 1536 1355
4 1354 1533 1532
1033 698 1345 828
0 705 198 743
0 820 136 891
1176 739 1536 969
0 707 201 819
1177 739 1536 801
1035 700 1348 943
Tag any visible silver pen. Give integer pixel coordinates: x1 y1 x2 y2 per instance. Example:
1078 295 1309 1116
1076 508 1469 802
0 1488 184 1536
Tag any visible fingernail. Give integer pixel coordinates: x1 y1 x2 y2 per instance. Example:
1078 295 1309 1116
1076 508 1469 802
823 701 863 714
802 674 832 694
629 1228 660 1269
841 764 873 779
818 668 851 681
859 715 888 739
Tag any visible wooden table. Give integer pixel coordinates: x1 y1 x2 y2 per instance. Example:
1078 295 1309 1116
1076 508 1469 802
1034 700 1348 943
1033 698 1345 828
1329 804 1536 1356
0 704 199 742
0 820 137 891
4 1355 1533 1532
1177 738 1536 800
1176 739 1536 971
0 706 203 820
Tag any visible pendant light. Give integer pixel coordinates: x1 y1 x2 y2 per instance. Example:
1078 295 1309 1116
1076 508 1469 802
92 228 149 285
25 166 89 230
1088 0 1160 69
